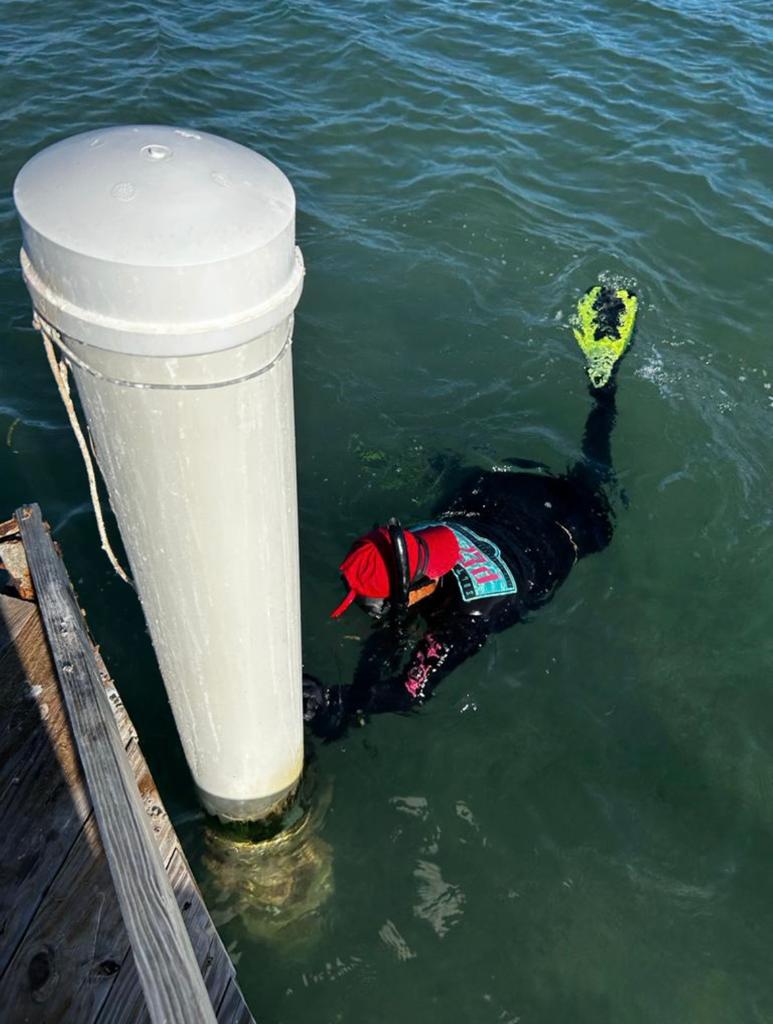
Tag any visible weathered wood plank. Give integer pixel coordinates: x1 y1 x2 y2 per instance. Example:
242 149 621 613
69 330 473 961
0 517 19 540
0 518 35 600
2 508 253 1022
1 739 180 1024
0 594 35 653
124 738 180 866
0 603 52 795
2 813 127 1022
201 936 238 1019
0 603 93 979
216 979 256 1024
0 600 82 788
95 742 250 1024
17 504 217 1024
96 848 235 1024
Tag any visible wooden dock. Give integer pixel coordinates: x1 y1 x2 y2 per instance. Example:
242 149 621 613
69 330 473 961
0 506 255 1023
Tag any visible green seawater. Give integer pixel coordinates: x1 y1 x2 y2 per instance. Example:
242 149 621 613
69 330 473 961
1 2 771 1021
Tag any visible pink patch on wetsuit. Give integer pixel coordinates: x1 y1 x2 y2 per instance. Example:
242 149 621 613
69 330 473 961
404 634 447 698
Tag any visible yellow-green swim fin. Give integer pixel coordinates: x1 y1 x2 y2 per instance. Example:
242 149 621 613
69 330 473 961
573 285 638 388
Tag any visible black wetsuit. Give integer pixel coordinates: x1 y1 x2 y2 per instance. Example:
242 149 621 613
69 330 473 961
306 385 618 737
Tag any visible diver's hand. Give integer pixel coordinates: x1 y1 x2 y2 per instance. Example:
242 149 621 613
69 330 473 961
302 674 351 740
302 673 327 722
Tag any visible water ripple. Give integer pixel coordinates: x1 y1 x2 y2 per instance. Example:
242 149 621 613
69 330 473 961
2 3 772 1020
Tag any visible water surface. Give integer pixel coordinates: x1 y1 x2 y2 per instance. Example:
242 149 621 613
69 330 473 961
1 2 771 1021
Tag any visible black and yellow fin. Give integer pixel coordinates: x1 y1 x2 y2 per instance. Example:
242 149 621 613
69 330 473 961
573 285 638 388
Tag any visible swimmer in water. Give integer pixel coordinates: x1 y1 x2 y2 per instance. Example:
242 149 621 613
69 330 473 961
304 285 636 737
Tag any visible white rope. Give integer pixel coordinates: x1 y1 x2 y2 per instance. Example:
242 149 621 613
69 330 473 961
34 314 134 588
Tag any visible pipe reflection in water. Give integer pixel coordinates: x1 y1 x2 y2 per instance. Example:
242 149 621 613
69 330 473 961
202 771 334 950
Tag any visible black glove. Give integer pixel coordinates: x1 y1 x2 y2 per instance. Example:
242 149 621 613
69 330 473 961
302 673 327 722
302 674 351 740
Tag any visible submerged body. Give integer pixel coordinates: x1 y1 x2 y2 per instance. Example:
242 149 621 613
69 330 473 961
306 383 619 736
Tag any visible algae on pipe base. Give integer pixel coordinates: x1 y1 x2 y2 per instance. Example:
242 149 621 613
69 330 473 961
14 126 306 821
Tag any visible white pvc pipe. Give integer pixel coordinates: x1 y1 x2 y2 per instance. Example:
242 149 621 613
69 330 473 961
14 126 305 821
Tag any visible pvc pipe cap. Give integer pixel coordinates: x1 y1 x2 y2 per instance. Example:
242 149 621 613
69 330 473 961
14 126 304 356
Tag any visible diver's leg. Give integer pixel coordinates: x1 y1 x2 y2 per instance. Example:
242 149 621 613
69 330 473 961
562 383 618 556
576 381 617 489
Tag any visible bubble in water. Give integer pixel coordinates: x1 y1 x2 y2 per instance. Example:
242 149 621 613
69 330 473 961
599 268 639 293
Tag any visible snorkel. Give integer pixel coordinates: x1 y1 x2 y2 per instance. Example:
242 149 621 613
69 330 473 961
385 517 411 639
387 517 411 618
386 517 437 627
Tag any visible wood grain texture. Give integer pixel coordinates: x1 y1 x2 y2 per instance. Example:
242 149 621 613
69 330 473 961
0 537 35 600
2 813 127 1022
216 980 258 1024
0 599 54 795
96 849 235 1024
17 504 217 1024
0 517 20 540
0 600 92 980
0 594 35 653
0 734 206 1024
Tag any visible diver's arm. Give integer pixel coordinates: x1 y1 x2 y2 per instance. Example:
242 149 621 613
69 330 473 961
398 617 490 701
569 381 617 489
302 628 412 739
352 612 492 709
304 617 491 738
